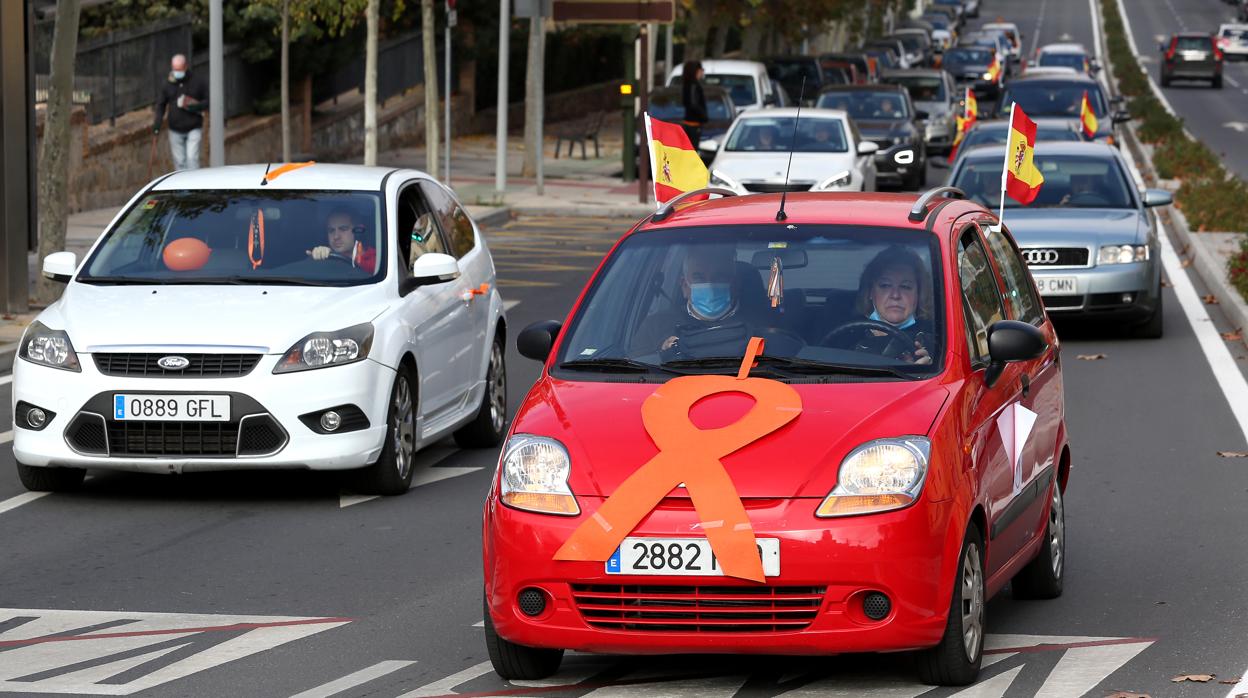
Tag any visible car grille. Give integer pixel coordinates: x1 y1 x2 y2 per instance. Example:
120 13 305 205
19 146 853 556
571 584 825 633
69 414 286 458
65 414 109 455
1020 247 1089 267
93 353 262 378
742 182 813 194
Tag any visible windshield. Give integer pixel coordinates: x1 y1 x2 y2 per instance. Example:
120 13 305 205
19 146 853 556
952 154 1135 209
893 35 925 51
883 75 946 101
815 90 909 120
80 190 385 285
945 48 992 65
1221 27 1248 39
960 123 1080 150
650 94 733 122
1001 82 1107 117
725 117 849 152
1176 36 1212 50
704 74 757 106
1038 52 1089 70
555 225 945 381
922 15 951 29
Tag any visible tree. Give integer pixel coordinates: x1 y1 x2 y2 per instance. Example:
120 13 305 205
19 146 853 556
422 0 438 177
35 0 82 306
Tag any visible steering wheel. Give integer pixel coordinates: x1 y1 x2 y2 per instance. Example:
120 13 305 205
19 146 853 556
323 251 355 265
820 319 915 357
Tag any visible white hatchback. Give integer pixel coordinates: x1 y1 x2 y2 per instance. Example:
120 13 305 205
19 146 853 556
13 163 508 495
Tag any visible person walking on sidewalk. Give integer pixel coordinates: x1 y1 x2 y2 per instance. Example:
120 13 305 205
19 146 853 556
153 54 209 170
680 60 708 148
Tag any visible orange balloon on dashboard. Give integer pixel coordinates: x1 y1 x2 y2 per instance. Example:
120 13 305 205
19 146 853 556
163 237 211 271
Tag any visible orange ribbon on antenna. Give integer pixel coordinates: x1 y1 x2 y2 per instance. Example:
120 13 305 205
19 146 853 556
554 337 801 583
247 210 265 270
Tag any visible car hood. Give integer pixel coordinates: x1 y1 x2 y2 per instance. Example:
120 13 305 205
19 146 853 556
513 376 950 498
41 283 390 353
1001 207 1146 246
856 120 916 142
712 151 860 184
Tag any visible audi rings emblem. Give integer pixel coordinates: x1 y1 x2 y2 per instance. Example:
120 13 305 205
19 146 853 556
157 355 191 370
1022 248 1061 265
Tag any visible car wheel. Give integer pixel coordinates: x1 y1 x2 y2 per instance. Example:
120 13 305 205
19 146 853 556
354 365 417 496
454 332 508 448
916 523 984 686
1011 481 1066 599
484 597 563 679
16 463 85 492
1132 289 1164 339
1161 73 1171 87
1213 74 1224 89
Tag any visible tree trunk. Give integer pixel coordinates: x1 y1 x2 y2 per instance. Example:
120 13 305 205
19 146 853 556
280 0 290 162
521 16 543 178
363 0 378 166
35 0 82 307
684 0 715 60
710 22 729 57
422 0 438 177
740 20 764 59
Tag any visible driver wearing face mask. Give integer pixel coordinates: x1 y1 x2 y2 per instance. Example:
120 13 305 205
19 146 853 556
642 247 747 360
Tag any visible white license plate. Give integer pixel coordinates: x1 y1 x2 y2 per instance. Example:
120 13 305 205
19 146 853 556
113 394 230 422
1034 276 1079 295
607 537 780 577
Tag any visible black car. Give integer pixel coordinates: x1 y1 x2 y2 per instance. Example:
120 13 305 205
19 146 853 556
998 73 1129 144
646 85 736 163
942 45 1003 99
818 52 878 83
765 56 831 104
816 84 927 189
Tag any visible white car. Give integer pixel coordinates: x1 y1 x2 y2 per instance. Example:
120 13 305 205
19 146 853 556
982 22 1023 63
705 108 878 194
1217 24 1248 59
667 59 779 113
13 164 509 495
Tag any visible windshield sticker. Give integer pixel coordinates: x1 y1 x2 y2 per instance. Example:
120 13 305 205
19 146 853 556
579 348 598 356
143 199 159 209
767 241 788 248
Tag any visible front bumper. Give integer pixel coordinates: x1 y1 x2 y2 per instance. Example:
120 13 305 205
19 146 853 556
1032 259 1160 320
483 495 960 656
12 354 394 472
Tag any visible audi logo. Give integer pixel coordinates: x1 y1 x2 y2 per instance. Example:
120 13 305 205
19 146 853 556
157 355 190 370
1022 248 1061 265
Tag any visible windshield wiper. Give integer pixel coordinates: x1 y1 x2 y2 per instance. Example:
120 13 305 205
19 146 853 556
558 357 675 374
76 276 172 285
663 355 921 379
215 276 339 286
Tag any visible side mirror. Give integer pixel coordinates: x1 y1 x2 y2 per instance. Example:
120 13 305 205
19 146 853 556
1112 109 1131 124
915 109 931 120
857 140 880 155
518 320 562 363
399 252 459 296
42 251 77 283
984 320 1047 386
698 138 720 152
1143 188 1173 207
763 93 778 106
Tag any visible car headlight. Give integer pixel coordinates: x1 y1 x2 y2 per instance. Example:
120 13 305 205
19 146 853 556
19 321 81 372
815 171 853 190
1098 244 1150 265
816 437 930 517
499 434 579 515
709 169 741 191
982 71 994 80
273 322 374 373
892 136 906 145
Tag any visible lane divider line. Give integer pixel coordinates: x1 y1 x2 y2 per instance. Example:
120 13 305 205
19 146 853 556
984 636 1157 655
0 430 11 445
0 491 49 516
0 373 12 387
289 660 417 698
0 616 354 648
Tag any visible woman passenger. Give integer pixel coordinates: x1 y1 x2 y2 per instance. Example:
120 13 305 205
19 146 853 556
852 245 934 364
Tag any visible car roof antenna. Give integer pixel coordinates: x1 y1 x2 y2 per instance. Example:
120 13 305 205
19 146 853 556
776 76 806 222
260 162 272 186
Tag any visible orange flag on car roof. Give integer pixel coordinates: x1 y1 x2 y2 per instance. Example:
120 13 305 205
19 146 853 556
645 114 709 206
1079 90 1099 139
1003 104 1045 205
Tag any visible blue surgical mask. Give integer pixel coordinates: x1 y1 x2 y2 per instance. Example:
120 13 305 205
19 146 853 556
172 70 186 81
689 283 732 320
870 309 916 329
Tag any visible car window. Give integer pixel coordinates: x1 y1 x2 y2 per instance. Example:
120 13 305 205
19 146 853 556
952 154 1135 209
958 227 1006 361
982 224 1045 325
419 182 475 258
944 48 992 64
1037 52 1088 70
1002 81 1107 117
79 190 384 286
704 74 757 106
725 117 848 152
1176 36 1212 51
960 123 1081 150
396 183 449 272
814 90 909 120
1222 27 1248 40
882 75 946 101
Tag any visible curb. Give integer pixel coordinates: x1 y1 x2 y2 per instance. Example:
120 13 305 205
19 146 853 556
509 204 656 220
474 207 514 228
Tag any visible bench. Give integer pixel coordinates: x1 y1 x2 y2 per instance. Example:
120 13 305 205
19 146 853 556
553 111 607 160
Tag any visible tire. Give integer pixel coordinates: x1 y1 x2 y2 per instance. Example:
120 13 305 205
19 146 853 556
916 523 985 686
1213 74 1224 89
1161 73 1171 87
16 463 85 492
353 365 418 496
454 332 508 448
1132 289 1164 339
484 598 563 680
1012 481 1066 600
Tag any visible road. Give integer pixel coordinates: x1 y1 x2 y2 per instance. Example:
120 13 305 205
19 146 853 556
4 3 1248 697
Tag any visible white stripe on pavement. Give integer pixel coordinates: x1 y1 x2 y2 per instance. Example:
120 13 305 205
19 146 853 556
0 491 50 515
0 430 11 445
288 660 416 698
397 660 493 697
0 373 12 387
503 299 521 311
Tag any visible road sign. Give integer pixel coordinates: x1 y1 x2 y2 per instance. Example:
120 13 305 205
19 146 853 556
552 0 674 23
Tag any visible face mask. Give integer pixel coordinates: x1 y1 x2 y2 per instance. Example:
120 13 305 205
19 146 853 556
689 283 732 320
172 70 186 81
870 309 916 329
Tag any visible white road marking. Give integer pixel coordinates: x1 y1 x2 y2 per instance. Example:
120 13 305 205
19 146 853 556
1034 642 1152 697
0 491 50 515
1115 0 1181 119
583 674 747 697
1225 121 1248 133
340 467 482 508
288 660 416 698
470 620 484 627
0 430 12 445
1030 0 1048 57
0 373 12 387
503 299 521 311
397 660 492 697
338 494 379 509
1227 75 1243 88
949 666 1024 697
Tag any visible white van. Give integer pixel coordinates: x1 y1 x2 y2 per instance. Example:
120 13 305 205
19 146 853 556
667 59 780 113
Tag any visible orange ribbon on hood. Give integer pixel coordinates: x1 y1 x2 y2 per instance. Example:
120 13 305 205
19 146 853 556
554 338 802 583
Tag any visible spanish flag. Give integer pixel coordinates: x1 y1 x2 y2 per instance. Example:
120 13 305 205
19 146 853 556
986 52 1003 84
948 87 979 162
1079 90 1098 139
645 114 709 206
1004 104 1044 205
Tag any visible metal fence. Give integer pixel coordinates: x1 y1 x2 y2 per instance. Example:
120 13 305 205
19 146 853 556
315 30 454 105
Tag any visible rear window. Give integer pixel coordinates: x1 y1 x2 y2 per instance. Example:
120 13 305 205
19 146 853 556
945 48 992 64
649 94 733 122
1037 52 1088 70
1222 27 1248 39
882 75 946 101
952 154 1136 209
815 90 910 120
704 74 757 106
1176 36 1212 50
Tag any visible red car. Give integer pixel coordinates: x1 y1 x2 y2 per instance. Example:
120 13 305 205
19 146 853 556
483 189 1070 686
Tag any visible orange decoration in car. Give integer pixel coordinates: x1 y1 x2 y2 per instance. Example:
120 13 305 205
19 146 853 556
554 338 801 583
162 237 211 271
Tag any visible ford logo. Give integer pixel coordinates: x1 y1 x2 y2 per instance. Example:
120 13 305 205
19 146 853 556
1022 248 1061 265
157 355 191 370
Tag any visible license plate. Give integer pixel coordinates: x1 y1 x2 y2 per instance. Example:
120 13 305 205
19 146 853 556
113 394 230 421
607 537 780 577
1034 276 1078 295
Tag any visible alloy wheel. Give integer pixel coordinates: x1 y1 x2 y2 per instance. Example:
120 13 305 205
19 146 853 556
961 543 985 661
488 341 507 434
392 377 415 479
1049 485 1065 580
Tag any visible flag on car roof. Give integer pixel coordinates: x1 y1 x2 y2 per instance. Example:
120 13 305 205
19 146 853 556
947 87 979 163
644 114 709 207
1079 90 1098 139
986 52 1003 84
1003 104 1044 205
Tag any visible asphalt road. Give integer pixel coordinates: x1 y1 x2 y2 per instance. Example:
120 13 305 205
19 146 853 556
4 3 1248 697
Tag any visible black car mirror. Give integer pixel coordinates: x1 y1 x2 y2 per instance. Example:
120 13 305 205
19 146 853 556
984 320 1047 386
1112 109 1131 124
518 320 563 363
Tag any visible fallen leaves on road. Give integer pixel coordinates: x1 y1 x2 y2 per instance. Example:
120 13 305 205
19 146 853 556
1222 328 1245 341
1217 451 1248 458
1204 294 1221 304
1171 674 1216 683
1160 279 1171 287
1077 353 1108 360
1105 692 1150 698
1220 677 1241 684
1181 258 1193 268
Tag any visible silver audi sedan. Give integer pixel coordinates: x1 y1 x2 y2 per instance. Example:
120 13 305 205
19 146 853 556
946 141 1172 337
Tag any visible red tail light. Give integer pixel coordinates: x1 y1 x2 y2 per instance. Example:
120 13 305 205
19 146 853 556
1164 38 1176 62
1213 42 1225 61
